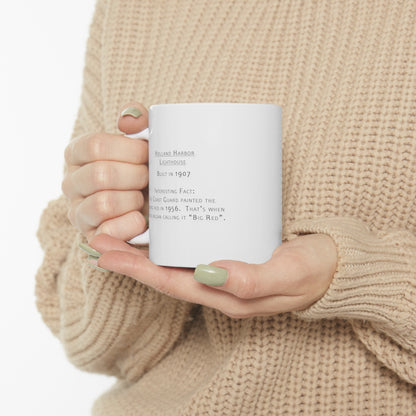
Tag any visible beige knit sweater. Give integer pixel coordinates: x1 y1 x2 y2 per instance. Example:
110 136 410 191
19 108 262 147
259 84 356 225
36 0 416 414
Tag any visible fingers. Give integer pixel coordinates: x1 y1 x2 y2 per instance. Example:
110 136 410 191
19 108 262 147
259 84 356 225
63 161 148 198
73 190 144 228
195 235 337 307
65 132 149 166
89 232 337 318
91 233 148 256
117 103 149 135
86 234 336 319
90 236 305 318
63 102 150 242
94 211 148 242
195 258 291 300
65 103 150 167
93 242 235 306
195 261 263 299
69 190 145 241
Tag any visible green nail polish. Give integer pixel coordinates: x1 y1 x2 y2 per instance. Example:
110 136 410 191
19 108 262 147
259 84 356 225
121 107 142 118
194 264 228 286
79 242 101 258
87 255 110 273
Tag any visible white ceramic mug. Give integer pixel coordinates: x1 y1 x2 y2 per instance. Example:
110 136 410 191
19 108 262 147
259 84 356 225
126 103 282 268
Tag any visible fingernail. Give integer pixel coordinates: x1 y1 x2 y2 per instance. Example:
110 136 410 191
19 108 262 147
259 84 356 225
87 255 110 273
144 215 149 228
121 107 142 118
194 264 228 286
79 242 101 258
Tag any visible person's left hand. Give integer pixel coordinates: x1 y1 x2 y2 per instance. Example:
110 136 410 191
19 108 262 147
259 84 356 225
87 232 337 318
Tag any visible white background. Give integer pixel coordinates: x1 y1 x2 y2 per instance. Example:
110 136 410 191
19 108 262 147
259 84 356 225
0 1 115 415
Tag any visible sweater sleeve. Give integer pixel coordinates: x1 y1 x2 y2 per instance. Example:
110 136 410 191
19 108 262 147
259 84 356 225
286 217 416 385
35 0 193 382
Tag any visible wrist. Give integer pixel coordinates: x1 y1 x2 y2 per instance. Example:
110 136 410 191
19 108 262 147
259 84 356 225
285 217 410 324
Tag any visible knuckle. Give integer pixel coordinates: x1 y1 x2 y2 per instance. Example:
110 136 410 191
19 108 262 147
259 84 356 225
97 218 114 237
61 172 77 198
98 223 111 236
92 192 114 220
91 162 112 189
86 133 105 160
234 273 257 299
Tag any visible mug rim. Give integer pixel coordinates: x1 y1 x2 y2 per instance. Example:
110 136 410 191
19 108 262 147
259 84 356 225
149 102 282 110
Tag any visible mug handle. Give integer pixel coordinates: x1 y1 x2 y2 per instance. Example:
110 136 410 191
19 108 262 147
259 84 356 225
124 128 150 245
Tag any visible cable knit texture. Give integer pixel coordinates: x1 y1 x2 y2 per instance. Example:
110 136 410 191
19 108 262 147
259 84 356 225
36 0 416 414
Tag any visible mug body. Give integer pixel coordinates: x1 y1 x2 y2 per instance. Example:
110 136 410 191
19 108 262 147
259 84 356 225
148 103 282 268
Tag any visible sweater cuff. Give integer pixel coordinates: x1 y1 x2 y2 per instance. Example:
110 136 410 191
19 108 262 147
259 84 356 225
286 217 415 332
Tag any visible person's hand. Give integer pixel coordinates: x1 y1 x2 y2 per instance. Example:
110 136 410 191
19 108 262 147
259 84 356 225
62 103 149 242
88 233 338 318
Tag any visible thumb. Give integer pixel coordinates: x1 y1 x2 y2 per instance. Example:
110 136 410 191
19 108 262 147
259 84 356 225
117 102 149 135
194 260 276 300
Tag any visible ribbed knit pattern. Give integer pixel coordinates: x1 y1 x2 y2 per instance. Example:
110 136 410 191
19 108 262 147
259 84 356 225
36 0 416 414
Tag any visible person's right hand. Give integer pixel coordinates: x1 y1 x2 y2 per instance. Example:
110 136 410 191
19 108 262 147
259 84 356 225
62 103 149 243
